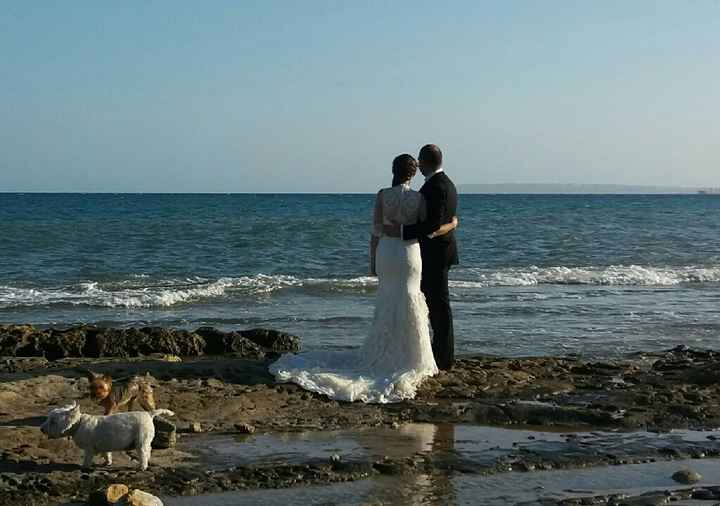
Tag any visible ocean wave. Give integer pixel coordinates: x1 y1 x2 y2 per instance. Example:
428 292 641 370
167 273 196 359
0 278 236 309
1 265 719 309
452 265 720 288
0 274 377 309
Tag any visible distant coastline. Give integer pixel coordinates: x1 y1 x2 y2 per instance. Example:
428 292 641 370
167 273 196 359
460 183 702 194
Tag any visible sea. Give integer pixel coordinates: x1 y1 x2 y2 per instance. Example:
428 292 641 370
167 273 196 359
1 193 719 358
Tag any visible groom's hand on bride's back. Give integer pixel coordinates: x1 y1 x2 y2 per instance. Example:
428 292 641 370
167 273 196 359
383 223 402 238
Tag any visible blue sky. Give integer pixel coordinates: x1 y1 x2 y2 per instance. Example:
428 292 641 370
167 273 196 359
1 1 719 192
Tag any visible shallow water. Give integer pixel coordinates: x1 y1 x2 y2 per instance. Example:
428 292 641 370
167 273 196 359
164 458 720 506
187 424 720 467
172 424 720 505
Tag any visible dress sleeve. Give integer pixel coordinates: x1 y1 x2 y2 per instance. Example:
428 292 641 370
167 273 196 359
372 190 383 237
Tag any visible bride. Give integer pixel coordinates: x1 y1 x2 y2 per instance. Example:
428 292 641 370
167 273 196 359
269 154 458 403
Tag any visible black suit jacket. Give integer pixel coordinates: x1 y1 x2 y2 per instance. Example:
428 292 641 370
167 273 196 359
402 171 459 267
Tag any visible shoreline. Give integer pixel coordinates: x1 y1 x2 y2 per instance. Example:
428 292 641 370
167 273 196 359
1 325 720 504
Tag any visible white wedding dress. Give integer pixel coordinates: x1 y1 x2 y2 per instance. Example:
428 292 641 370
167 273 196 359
269 183 439 403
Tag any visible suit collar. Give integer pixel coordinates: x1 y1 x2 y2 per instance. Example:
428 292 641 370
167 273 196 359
425 167 444 181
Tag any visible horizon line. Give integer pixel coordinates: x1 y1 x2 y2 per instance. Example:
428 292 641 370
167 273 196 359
0 191 710 196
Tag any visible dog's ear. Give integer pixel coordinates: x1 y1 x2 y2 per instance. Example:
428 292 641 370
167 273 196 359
101 374 112 385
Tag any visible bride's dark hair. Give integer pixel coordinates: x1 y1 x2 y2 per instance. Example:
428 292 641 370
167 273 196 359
391 154 417 187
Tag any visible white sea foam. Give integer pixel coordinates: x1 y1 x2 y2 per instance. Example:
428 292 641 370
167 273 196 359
452 265 720 288
1 265 719 309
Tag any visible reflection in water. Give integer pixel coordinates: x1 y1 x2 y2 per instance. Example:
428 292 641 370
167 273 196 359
169 424 720 506
354 423 456 505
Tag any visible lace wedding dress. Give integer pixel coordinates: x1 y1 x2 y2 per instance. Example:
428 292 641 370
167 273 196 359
269 183 438 403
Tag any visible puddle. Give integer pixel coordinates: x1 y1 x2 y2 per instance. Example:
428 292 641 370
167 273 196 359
164 458 720 506
187 423 720 470
171 424 720 505
186 424 571 469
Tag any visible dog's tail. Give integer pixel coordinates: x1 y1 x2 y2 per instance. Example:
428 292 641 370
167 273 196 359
151 409 175 418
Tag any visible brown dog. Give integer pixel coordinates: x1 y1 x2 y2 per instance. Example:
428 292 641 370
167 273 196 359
84 371 156 415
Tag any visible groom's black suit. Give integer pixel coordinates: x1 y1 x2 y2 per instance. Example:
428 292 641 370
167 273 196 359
402 171 459 370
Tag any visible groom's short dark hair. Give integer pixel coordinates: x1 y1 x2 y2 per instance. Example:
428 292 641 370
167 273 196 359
419 144 442 169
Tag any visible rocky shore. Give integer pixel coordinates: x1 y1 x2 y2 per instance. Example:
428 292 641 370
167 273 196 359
1 325 719 505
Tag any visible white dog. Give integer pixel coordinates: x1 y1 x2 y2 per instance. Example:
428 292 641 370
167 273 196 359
40 401 174 470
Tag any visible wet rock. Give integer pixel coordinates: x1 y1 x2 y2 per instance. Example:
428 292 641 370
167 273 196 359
692 488 720 500
1 324 207 359
195 327 266 358
135 327 206 357
152 417 176 449
188 422 203 433
44 327 88 360
239 328 301 353
331 459 374 474
224 333 265 359
234 423 256 434
0 324 299 361
373 459 413 476
0 325 48 357
609 494 669 506
672 468 702 484
194 327 229 354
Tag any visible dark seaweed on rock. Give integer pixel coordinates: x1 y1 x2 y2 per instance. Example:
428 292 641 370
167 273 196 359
0 324 299 360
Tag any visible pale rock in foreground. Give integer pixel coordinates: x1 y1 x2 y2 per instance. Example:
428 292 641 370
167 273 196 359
124 489 164 506
106 484 130 504
88 483 129 505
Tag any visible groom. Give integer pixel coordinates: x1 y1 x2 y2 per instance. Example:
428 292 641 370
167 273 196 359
386 144 459 370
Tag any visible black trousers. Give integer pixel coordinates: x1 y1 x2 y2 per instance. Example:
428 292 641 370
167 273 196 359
421 263 454 370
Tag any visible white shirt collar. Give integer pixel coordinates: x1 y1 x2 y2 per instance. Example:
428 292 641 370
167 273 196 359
425 167 444 181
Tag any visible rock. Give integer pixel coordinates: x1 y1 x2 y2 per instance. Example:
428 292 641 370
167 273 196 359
107 484 130 504
107 484 131 503
124 489 163 506
194 327 228 354
44 327 88 360
373 461 407 475
137 327 206 357
194 327 265 358
692 489 720 500
234 423 256 434
612 494 669 506
205 378 224 388
224 332 265 359
0 356 49 373
152 417 177 449
149 353 182 362
0 324 205 359
0 325 48 357
0 324 299 359
672 468 702 484
239 328 300 353
188 422 203 433
88 484 130 505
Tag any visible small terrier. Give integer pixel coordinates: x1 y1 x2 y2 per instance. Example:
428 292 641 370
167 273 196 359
84 370 156 415
40 401 173 470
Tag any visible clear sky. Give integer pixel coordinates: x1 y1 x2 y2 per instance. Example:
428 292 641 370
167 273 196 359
1 1 719 192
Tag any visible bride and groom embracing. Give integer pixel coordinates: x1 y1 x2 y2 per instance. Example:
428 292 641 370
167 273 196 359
270 144 459 403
